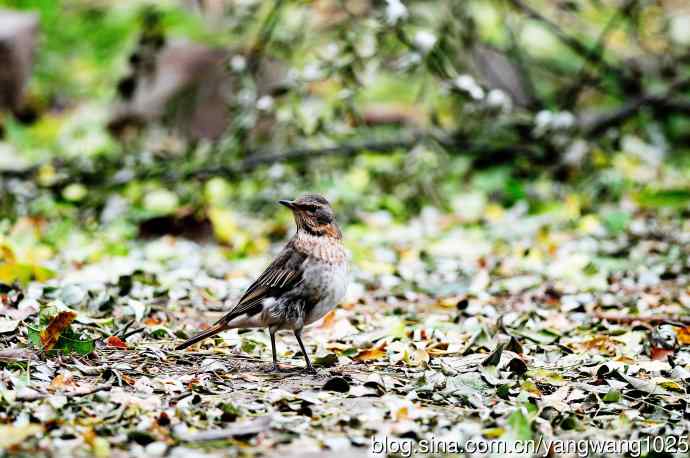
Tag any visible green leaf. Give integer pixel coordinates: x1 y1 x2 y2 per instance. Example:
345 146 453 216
603 388 620 403
241 338 257 354
313 353 339 368
496 384 511 399
602 210 630 234
636 189 690 208
27 326 95 355
505 407 532 441
514 329 559 344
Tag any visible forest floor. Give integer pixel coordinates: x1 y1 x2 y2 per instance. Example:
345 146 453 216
3 189 690 457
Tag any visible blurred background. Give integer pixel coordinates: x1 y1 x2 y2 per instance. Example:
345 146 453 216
1 0 688 251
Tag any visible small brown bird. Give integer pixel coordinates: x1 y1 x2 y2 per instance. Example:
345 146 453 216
176 194 348 373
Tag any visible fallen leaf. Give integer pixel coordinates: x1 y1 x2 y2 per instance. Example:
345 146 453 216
0 348 34 360
323 377 350 392
650 347 674 361
0 318 19 333
0 424 43 449
318 309 336 329
0 243 16 263
407 348 430 367
49 373 77 391
313 353 338 367
105 335 128 349
354 341 387 361
40 311 77 351
676 326 690 345
504 407 533 441
482 342 505 367
175 416 271 441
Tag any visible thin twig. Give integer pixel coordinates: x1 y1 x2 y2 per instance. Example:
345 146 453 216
123 327 146 339
114 319 135 338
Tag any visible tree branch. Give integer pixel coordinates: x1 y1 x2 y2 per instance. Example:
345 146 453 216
582 76 690 135
507 0 629 88
561 0 638 109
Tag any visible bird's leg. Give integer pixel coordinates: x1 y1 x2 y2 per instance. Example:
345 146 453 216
269 329 280 372
294 329 316 374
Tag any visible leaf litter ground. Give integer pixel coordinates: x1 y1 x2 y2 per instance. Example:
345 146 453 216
2 201 690 457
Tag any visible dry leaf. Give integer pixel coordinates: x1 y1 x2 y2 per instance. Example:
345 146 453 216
120 373 136 385
650 347 674 361
105 335 128 349
318 309 336 329
354 341 387 361
676 326 690 345
408 348 430 367
49 373 76 391
40 311 77 351
0 243 16 263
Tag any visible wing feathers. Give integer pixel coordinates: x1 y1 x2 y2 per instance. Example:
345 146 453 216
216 241 307 324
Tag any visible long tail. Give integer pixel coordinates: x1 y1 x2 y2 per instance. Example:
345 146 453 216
175 322 228 350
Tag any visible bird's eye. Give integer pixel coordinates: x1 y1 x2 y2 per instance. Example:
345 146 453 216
304 205 318 212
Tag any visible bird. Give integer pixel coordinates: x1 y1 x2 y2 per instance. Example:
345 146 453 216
175 193 348 373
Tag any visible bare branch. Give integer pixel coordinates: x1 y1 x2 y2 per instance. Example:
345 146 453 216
582 76 690 135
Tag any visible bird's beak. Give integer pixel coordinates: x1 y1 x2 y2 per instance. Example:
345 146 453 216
279 199 296 209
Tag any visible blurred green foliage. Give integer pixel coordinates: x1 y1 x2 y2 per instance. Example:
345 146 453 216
0 0 688 261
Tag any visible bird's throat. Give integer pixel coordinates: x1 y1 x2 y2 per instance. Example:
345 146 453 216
294 230 346 263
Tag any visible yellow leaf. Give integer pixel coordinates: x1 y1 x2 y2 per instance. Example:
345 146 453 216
436 296 462 308
0 424 43 449
564 194 581 218
482 427 505 439
318 310 336 329
354 342 387 361
38 163 57 187
579 214 602 234
0 243 16 263
407 348 430 367
393 405 409 421
485 203 505 222
659 380 684 392
676 326 690 345
208 207 237 245
0 263 33 285
32 265 56 282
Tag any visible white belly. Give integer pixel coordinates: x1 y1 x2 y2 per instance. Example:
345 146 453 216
302 258 348 325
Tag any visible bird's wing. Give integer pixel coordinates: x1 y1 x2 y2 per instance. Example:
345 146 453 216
217 241 307 324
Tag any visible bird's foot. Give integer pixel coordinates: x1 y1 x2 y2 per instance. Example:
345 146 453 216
304 365 317 375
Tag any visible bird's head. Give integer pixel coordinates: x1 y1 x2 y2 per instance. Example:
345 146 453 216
279 194 341 239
